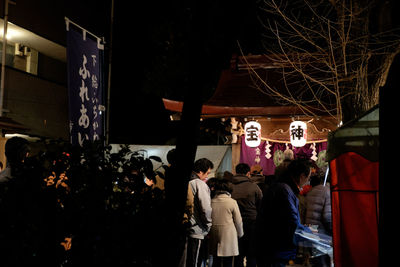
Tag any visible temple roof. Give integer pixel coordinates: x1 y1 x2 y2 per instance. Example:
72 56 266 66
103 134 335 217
163 54 336 120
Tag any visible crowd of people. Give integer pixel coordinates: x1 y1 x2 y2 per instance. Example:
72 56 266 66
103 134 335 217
181 154 332 267
0 137 331 266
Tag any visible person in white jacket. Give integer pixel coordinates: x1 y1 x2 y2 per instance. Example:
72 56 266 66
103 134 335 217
186 158 214 267
208 179 243 267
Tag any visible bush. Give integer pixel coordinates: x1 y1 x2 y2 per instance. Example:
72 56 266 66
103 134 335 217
0 139 167 266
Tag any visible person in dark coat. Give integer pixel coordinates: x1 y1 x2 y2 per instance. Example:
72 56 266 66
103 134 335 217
0 137 32 265
256 158 313 267
0 136 30 184
0 137 61 265
231 163 263 267
250 164 270 196
274 149 294 181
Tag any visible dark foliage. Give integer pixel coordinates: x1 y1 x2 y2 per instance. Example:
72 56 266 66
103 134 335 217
0 140 169 266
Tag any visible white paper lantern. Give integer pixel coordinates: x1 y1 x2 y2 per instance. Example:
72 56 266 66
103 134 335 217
290 121 307 147
244 121 261 147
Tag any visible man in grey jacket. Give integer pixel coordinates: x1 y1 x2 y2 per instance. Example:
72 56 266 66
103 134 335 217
186 158 214 267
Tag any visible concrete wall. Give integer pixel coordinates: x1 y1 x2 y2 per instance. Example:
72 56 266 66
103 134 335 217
4 67 69 140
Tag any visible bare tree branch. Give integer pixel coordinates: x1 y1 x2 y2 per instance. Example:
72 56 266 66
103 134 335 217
243 0 400 123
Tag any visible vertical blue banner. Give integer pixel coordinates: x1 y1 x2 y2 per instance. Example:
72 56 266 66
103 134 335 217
66 22 104 146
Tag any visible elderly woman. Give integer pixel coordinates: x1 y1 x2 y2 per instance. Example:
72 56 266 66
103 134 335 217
208 179 244 267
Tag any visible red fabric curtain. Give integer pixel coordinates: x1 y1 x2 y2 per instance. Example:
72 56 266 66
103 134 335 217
330 152 379 267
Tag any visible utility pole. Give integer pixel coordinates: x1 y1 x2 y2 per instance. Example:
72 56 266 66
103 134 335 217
105 0 114 145
0 0 15 117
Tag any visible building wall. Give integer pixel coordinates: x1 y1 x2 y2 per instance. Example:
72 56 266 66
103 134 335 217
0 0 110 164
37 53 67 85
0 0 109 140
4 67 69 139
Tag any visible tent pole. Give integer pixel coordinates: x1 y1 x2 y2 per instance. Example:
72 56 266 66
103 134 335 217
323 166 329 186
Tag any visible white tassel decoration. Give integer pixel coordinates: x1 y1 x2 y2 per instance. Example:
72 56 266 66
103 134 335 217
265 141 272 159
311 143 318 161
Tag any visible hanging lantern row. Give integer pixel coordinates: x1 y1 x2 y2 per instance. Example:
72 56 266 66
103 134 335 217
243 120 307 148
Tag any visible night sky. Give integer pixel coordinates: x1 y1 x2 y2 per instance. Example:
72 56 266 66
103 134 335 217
107 0 264 144
61 0 399 146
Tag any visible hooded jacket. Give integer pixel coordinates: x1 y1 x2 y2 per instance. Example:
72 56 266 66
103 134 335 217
231 174 263 222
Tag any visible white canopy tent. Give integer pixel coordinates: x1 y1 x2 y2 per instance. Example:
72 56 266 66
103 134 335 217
110 144 232 178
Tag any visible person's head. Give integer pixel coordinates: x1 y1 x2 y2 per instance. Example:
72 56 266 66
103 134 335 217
214 178 233 194
207 177 218 197
193 158 214 181
207 177 218 188
286 158 312 188
284 149 294 160
235 163 250 176
5 137 30 166
166 148 177 166
310 169 325 187
223 171 233 181
265 174 276 185
281 158 292 167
